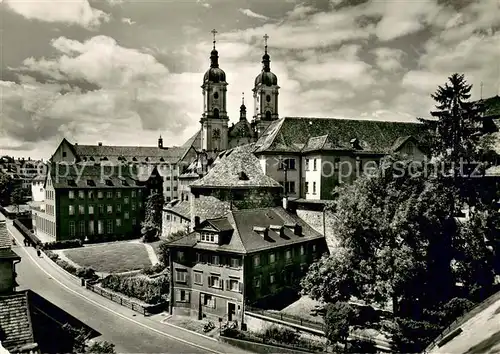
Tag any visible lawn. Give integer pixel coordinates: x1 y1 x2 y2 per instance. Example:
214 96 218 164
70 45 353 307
63 242 153 273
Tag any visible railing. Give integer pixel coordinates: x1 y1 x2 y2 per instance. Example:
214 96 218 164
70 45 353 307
12 219 42 246
246 305 325 332
424 288 500 352
85 280 166 316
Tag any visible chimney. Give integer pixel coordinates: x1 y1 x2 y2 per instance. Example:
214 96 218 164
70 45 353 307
158 135 163 149
294 223 302 236
98 142 103 146
194 216 200 228
74 143 78 146
282 196 288 210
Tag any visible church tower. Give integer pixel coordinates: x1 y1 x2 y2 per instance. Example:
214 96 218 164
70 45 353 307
253 34 280 138
200 29 229 152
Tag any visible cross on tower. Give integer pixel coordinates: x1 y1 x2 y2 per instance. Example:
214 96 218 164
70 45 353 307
263 33 269 52
211 29 218 49
242 92 245 105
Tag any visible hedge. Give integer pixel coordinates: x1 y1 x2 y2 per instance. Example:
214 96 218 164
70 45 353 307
44 239 83 250
44 250 97 280
101 273 169 304
141 263 166 276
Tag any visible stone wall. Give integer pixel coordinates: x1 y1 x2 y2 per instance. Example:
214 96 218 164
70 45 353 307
296 209 338 252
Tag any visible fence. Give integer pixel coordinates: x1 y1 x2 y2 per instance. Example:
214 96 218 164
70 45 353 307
424 288 500 352
85 281 166 316
246 306 325 332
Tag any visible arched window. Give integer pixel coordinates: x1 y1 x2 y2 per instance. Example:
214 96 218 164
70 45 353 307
266 95 271 103
266 111 272 120
214 108 219 118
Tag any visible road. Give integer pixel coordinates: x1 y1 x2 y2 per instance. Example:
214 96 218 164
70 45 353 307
7 220 251 354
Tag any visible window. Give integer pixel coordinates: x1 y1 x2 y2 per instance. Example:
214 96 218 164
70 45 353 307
305 158 310 171
312 244 317 252
132 203 136 211
175 289 189 303
98 220 103 234
269 253 276 264
88 191 94 199
99 205 104 214
313 159 317 171
98 191 103 199
285 249 292 260
265 111 271 120
202 294 216 308
78 205 84 214
305 182 309 194
124 212 129 219
69 221 75 237
69 191 75 199
253 255 260 268
88 205 94 215
78 190 84 199
69 205 75 215
270 273 276 284
106 191 111 198
282 181 295 194
166 187 171 192
403 142 414 155
212 255 219 265
124 196 129 204
88 221 94 235
229 278 240 292
116 191 121 198
62 151 67 157
209 275 221 288
194 271 203 285
107 205 113 214
132 190 136 198
132 218 136 226
116 204 121 212
300 245 305 256
107 219 113 234
254 275 261 288
313 182 317 194
116 219 121 227
214 91 219 99
175 269 187 283
79 221 85 235
266 94 271 102
230 258 240 268
177 251 185 261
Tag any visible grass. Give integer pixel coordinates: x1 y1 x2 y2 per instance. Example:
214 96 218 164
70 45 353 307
63 242 152 273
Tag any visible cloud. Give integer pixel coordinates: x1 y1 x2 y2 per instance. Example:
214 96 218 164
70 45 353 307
196 0 211 9
121 17 135 25
2 0 110 29
372 47 405 72
238 9 271 21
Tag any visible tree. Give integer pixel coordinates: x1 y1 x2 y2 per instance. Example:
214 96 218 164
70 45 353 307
10 187 25 212
0 171 13 206
86 341 116 353
419 73 485 165
62 324 116 353
324 302 356 350
141 192 164 242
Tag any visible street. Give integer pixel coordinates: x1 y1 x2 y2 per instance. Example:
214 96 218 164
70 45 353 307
7 220 251 354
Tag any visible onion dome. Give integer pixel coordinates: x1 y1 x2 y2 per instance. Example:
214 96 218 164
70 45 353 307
203 30 226 84
255 34 277 86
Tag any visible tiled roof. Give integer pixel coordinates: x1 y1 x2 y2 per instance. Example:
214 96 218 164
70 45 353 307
182 130 202 150
165 196 234 221
229 120 254 138
255 117 426 153
48 163 147 189
166 206 324 254
0 292 36 352
302 134 341 152
481 95 500 117
0 215 10 249
71 142 189 164
190 144 281 189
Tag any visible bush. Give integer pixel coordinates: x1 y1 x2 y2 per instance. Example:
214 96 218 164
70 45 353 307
101 273 169 304
86 341 116 353
75 267 98 280
262 326 300 344
142 263 166 275
56 259 77 275
44 250 60 261
44 239 83 250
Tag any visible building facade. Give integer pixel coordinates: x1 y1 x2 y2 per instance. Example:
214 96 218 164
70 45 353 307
165 206 327 325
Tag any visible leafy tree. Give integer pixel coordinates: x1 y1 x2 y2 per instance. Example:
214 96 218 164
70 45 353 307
141 192 164 242
0 171 13 206
158 230 188 265
10 187 25 212
324 302 356 350
86 341 116 353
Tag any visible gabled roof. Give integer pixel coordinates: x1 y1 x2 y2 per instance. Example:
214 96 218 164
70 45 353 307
165 206 324 254
164 195 234 221
0 215 10 249
254 117 426 153
0 292 36 352
182 130 202 151
47 163 147 189
480 95 500 117
190 144 281 189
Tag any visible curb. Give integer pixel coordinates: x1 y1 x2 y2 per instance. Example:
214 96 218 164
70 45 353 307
160 317 219 342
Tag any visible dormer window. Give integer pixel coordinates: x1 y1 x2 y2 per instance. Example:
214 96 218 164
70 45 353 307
100 156 108 161
132 157 138 162
105 179 113 186
160 157 165 162
200 232 218 243
238 171 249 180
87 179 95 186
67 179 77 187
350 138 361 150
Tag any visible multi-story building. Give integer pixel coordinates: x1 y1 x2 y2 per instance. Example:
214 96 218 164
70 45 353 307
33 164 156 242
165 206 327 324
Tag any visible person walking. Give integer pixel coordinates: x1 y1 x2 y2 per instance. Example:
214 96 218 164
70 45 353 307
36 245 41 257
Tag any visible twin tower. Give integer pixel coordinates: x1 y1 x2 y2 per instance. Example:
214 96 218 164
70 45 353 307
200 31 280 152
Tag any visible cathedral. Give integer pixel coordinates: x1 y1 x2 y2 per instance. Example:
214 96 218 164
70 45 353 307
199 32 279 152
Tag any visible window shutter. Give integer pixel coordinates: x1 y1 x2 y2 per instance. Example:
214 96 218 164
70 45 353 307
225 280 229 290
208 275 211 287
175 289 180 302
220 279 224 290
213 297 216 309
186 291 190 303
201 293 205 304
239 282 243 293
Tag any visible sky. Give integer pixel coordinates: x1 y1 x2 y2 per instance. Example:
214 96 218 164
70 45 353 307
0 0 499 160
